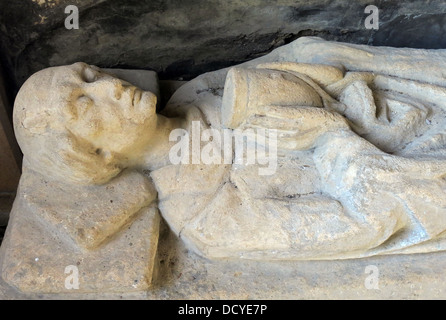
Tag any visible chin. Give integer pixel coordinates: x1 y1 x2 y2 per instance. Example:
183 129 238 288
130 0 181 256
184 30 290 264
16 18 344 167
140 92 157 111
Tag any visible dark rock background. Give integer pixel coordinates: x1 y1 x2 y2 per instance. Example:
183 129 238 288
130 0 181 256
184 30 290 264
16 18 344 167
0 226 5 245
1 0 446 112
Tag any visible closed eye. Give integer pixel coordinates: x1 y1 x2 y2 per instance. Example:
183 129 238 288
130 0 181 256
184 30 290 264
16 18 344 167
76 95 94 116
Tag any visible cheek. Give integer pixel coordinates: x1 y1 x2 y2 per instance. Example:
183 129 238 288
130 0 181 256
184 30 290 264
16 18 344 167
68 117 103 139
114 120 149 145
121 116 157 151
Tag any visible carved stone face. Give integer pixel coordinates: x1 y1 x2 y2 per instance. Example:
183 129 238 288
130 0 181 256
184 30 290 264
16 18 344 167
61 62 158 157
14 62 160 184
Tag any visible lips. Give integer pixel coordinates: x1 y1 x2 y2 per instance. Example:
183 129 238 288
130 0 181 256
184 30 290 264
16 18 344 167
131 88 142 106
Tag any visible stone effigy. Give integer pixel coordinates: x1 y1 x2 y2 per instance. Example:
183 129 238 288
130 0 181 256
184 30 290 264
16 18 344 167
1 37 446 296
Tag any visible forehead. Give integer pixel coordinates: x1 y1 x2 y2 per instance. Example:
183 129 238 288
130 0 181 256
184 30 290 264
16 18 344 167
26 64 92 118
51 63 89 86
45 63 106 103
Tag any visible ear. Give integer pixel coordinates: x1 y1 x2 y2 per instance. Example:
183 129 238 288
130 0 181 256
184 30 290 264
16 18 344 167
20 110 49 135
61 131 123 185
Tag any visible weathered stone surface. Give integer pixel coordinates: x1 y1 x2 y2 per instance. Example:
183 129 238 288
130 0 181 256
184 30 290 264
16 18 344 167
3 221 446 299
20 166 156 250
157 37 446 261
3 37 446 298
0 166 160 293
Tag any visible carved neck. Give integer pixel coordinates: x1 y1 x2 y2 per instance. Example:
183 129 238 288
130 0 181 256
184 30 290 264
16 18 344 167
131 114 185 171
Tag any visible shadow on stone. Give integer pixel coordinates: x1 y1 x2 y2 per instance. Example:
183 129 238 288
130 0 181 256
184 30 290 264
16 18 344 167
151 218 183 290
